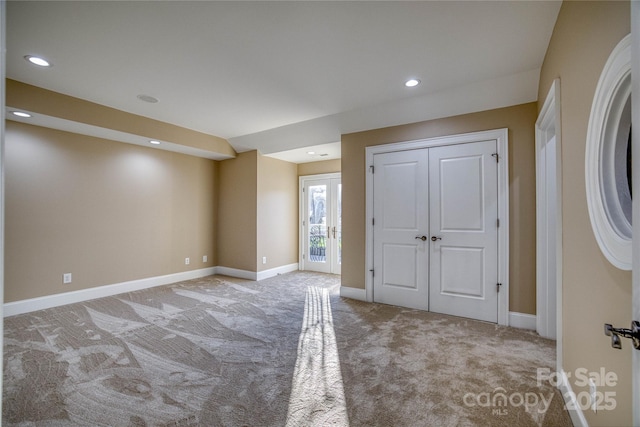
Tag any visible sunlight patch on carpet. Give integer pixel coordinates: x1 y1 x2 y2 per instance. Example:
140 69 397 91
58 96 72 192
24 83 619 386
285 286 349 427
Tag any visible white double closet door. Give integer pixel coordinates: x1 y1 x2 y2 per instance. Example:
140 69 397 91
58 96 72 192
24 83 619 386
373 140 499 322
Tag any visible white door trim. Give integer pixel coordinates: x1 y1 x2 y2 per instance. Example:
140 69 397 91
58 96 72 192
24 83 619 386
0 0 6 412
365 128 509 325
299 172 341 272
535 78 563 363
631 2 639 423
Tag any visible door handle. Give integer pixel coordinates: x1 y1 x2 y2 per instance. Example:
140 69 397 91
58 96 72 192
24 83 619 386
332 226 337 239
431 236 442 241
415 236 427 241
604 321 640 350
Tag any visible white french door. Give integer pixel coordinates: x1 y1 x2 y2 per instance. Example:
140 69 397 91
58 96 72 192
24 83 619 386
369 129 508 324
300 174 341 274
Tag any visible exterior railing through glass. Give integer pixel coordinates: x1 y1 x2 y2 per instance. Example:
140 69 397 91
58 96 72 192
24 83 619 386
309 224 327 262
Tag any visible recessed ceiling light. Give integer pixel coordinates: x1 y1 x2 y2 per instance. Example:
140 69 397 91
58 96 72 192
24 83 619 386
405 79 421 88
12 111 32 118
138 94 159 103
149 140 161 145
307 151 316 155
24 55 51 67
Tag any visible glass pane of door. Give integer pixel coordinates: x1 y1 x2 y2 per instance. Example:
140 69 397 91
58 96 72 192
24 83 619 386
308 184 327 264
331 181 342 274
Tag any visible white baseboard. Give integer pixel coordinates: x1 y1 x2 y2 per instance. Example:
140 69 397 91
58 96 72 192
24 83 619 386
217 263 299 281
340 286 366 301
215 266 257 280
558 369 588 427
5 263 302 317
509 311 537 330
4 267 217 317
256 263 299 281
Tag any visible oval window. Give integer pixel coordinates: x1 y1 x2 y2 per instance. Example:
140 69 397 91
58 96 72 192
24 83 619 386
585 34 632 270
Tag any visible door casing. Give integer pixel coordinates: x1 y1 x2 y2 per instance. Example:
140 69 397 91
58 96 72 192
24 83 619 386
631 2 639 423
365 128 510 325
535 78 563 358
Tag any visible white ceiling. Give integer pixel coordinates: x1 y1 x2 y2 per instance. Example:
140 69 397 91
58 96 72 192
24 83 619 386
6 1 561 163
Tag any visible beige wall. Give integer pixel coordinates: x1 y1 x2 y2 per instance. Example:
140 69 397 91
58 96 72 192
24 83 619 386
6 123 300 302
341 103 538 315
538 2 631 425
5 121 217 302
217 151 299 273
5 99 300 301
217 151 258 272
297 159 341 176
257 156 299 272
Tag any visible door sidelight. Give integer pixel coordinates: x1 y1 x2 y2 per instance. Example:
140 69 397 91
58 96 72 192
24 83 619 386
604 321 640 350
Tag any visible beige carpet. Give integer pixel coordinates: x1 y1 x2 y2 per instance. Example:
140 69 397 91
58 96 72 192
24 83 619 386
3 271 572 426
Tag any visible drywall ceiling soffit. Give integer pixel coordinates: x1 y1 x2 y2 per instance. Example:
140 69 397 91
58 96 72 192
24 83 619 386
266 141 341 164
6 1 561 162
4 110 235 161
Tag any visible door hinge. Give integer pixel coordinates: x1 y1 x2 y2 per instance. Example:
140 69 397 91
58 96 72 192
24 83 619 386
370 268 374 277
303 254 306 260
497 283 502 293
372 218 375 226
370 165 374 173
497 218 500 228
492 153 499 163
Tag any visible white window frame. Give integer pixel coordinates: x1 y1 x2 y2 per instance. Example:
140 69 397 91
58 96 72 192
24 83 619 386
585 34 632 270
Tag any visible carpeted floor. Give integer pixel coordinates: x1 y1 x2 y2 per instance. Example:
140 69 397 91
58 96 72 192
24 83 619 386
3 271 572 426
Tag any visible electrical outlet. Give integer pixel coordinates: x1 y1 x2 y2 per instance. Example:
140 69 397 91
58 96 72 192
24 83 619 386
185 257 190 265
63 273 72 284
262 256 267 264
589 378 597 413
203 255 208 263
